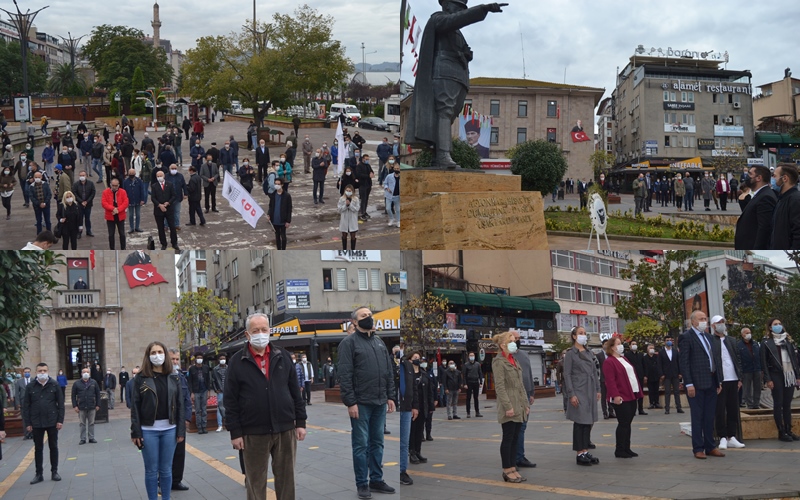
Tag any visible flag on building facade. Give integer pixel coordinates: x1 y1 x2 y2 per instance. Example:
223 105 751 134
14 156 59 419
122 263 167 288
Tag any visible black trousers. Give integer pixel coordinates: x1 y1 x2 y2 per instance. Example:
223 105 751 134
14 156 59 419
770 374 795 433
188 200 205 225
204 184 216 210
715 380 740 439
635 379 645 413
720 195 727 211
611 400 636 452
120 386 125 403
358 185 371 216
600 381 614 417
32 426 59 475
647 379 661 407
155 207 177 248
425 411 433 437
313 180 325 201
663 376 682 410
2 195 10 215
572 422 591 451
106 219 126 249
500 421 522 468
273 224 287 250
303 381 311 404
466 382 480 415
62 230 78 250
172 437 185 485
410 414 425 454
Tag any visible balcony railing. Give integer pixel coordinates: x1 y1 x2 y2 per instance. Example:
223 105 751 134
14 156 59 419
56 290 101 308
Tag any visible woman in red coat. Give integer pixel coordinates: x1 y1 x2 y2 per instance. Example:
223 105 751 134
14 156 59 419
602 336 644 458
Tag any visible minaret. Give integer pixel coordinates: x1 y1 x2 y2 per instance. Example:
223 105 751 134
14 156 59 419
151 1 161 50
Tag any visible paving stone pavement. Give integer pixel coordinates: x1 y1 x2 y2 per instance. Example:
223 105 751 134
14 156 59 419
0 390 400 499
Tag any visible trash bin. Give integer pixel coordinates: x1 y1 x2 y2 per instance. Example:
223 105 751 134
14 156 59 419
96 392 109 423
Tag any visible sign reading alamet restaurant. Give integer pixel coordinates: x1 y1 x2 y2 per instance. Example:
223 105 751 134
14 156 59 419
661 80 752 95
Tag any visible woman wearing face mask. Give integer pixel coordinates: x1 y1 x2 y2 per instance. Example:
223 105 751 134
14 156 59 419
56 370 68 399
57 190 82 249
238 158 255 193
602 336 643 458
277 155 292 192
267 178 292 250
130 341 185 500
0 162 16 220
564 327 601 466
760 318 800 442
382 157 400 227
491 331 530 483
409 352 433 467
338 166 360 196
338 184 360 250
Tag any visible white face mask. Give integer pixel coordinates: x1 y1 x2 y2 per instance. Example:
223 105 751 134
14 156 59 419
173 364 181 373
697 321 708 331
250 333 269 349
34 178 42 184
448 364 456 370
469 356 475 362
82 372 90 380
744 334 752 341
170 169 178 175
345 191 353 197
79 176 86 182
616 344 625 355
66 197 74 203
219 359 226 365
196 358 203 364
150 353 165 366
37 373 49 382
157 177 165 184
648 349 655 355
420 362 428 369
507 342 518 354
714 324 727 335
577 334 588 346
630 345 638 352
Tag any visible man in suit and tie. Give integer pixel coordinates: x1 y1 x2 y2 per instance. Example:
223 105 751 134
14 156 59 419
255 139 270 183
151 170 179 251
14 368 34 439
658 335 683 414
709 315 745 449
734 164 777 250
679 310 724 459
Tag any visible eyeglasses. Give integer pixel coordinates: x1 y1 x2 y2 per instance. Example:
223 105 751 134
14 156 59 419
249 328 270 334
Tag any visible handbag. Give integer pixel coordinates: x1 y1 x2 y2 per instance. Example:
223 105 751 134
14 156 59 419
53 221 62 238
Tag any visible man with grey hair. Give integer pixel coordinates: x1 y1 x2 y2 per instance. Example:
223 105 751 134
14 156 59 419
337 306 397 499
225 313 306 500
169 348 193 491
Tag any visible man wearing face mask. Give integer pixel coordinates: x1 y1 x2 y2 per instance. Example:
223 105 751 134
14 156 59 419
397 350 418 485
220 141 235 177
151 172 180 251
23 363 64 484
168 348 193 492
211 354 229 432
299 355 314 405
736 328 761 409
103 368 117 410
101 179 129 250
760 318 800 442
322 357 337 389
443 359 464 420
633 173 647 216
122 168 147 234
190 140 205 171
225 313 307 500
463 351 483 418
679 310 724 459
658 335 683 414
72 170 96 238
383 157 400 227
125 366 140 410
72 367 101 445
199 154 220 213
188 354 212 434
29 171 52 235
643 344 662 409
337 307 397 499
734 165 776 250
769 163 800 249
311 148 328 204
624 342 647 415
165 163 187 230
354 154 374 221
301 135 313 174
709 315 744 449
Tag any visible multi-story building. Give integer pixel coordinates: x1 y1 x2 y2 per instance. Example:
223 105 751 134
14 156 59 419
176 250 208 294
752 69 800 162
610 47 756 187
0 22 66 76
22 251 178 381
596 97 613 153
208 250 401 368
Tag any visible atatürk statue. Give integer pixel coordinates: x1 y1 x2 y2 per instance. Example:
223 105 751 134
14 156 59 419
404 0 507 169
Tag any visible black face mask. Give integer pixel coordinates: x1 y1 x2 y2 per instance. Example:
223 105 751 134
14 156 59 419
412 359 420 366
357 316 374 331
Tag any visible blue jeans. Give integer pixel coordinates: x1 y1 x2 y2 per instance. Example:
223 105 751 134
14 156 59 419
516 419 528 462
141 427 177 500
91 158 104 181
128 204 141 231
386 196 399 223
399 411 412 473
172 200 181 227
216 392 225 427
80 204 92 234
685 190 694 210
350 403 386 487
175 147 182 165
34 204 51 234
687 387 718 454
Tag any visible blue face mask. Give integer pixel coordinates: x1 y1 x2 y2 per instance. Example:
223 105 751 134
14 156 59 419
24 372 30 378
771 177 779 191
666 341 673 347
772 324 784 334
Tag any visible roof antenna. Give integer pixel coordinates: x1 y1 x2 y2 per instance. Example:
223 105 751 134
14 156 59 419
564 66 567 84
519 23 527 79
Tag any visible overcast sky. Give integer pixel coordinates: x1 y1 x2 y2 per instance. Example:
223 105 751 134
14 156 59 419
753 251 796 270
401 0 797 121
27 0 398 69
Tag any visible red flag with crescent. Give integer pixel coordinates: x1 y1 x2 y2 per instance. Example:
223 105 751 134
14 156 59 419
122 263 167 288
571 130 591 142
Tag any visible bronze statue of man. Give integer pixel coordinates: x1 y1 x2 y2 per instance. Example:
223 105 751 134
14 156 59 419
405 0 507 169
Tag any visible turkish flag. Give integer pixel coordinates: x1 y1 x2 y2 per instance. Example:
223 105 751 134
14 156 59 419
122 263 168 288
70 258 89 269
571 130 590 143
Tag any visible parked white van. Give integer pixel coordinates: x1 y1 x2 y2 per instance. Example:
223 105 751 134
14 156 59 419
328 103 361 124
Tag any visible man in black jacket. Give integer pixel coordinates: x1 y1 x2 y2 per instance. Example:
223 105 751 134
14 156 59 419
770 163 800 249
735 164 777 250
103 368 117 409
225 313 306 500
23 363 65 484
338 306 396 499
267 178 292 250
624 341 647 415
151 170 179 251
186 165 206 226
72 171 96 237
643 344 662 409
118 366 129 405
463 352 483 418
398 355 417 485
72 367 100 445
255 139 270 183
658 335 683 414
312 149 328 204
188 354 211 434
442 360 463 420
354 154 374 220
322 357 337 388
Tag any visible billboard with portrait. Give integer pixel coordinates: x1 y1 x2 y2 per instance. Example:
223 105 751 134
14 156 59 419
682 271 709 324
458 115 491 158
14 96 32 122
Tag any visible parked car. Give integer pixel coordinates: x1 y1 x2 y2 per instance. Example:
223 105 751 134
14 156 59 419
328 103 361 125
357 117 390 131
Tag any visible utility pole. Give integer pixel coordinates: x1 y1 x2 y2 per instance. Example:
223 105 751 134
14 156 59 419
58 32 86 84
1 0 49 96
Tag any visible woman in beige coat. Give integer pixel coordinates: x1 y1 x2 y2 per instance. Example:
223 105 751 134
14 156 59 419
492 331 530 483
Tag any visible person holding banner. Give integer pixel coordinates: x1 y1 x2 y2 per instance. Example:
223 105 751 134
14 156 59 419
267 178 291 250
338 185 360 250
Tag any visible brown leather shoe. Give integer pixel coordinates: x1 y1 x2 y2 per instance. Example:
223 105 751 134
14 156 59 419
694 451 707 459
707 448 725 457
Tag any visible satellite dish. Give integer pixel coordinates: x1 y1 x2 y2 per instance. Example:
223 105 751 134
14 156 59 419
588 193 611 250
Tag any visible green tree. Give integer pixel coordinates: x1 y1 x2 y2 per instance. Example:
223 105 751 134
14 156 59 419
0 251 63 370
0 39 48 98
95 37 172 92
620 316 665 348
589 150 615 180
509 140 569 195
82 25 145 72
167 288 237 355
615 251 706 336
48 62 87 96
400 291 450 354
415 139 481 169
130 66 146 115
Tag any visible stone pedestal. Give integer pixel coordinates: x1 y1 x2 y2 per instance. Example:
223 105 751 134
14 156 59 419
401 171 548 249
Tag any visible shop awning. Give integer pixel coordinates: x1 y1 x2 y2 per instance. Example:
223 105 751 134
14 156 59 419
499 295 534 311
755 133 798 146
429 287 467 305
464 291 502 308
530 299 561 313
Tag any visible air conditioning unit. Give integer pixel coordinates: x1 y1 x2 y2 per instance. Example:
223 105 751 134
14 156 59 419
628 110 633 116
221 280 230 291
748 146 756 153
733 102 741 109
631 127 638 134
213 288 221 297
726 118 734 124
212 250 220 264
246 306 255 315
250 258 262 271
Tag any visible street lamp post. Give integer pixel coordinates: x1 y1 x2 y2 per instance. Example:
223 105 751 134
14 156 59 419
1 0 49 96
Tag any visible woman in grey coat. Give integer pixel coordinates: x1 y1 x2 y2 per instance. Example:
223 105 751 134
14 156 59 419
563 326 601 466
701 173 716 210
338 185 360 250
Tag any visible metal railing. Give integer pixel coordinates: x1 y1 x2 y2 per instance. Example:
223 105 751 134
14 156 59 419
56 289 100 307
